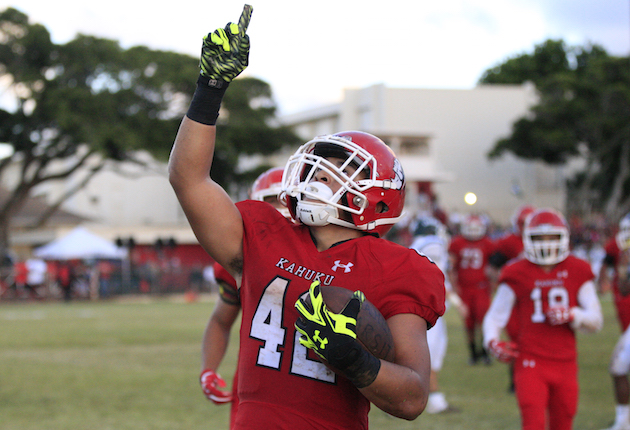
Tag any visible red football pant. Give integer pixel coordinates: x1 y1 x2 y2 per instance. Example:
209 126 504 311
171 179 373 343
460 287 490 331
615 293 630 332
514 354 578 430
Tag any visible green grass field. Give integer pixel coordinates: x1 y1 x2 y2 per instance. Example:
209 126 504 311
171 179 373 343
0 294 620 430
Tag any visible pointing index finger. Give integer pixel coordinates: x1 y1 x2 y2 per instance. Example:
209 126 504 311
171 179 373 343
239 4 253 32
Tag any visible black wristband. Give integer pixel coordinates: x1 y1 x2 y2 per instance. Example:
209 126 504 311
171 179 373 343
186 75 229 125
330 341 381 388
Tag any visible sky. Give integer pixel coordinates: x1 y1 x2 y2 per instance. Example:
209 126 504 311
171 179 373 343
2 0 630 116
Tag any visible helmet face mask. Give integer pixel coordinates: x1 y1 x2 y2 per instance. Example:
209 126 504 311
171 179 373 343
523 209 570 265
461 214 487 240
281 131 405 237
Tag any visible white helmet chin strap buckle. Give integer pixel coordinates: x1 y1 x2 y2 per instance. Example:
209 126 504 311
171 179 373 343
296 182 338 227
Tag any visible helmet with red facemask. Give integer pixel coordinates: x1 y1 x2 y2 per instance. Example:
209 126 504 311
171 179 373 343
250 167 290 218
523 208 570 265
280 131 406 237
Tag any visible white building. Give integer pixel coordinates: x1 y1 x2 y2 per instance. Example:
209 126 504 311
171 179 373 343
280 83 573 225
6 82 577 253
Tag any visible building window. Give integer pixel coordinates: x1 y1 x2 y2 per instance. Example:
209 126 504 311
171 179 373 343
380 135 430 156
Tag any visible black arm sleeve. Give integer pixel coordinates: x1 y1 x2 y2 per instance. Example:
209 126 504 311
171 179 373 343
489 251 509 269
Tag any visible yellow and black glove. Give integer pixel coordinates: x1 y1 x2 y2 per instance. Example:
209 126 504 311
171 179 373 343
199 4 252 85
187 4 252 125
295 281 381 388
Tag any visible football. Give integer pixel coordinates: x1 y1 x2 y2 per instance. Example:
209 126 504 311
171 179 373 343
301 285 396 362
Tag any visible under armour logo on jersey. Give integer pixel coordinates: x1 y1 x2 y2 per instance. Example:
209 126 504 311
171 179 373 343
522 359 536 368
331 260 354 273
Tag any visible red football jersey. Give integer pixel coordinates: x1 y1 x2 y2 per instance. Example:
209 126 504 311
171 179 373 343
494 233 523 262
449 236 495 289
213 261 237 288
233 200 445 430
499 255 594 361
603 238 630 330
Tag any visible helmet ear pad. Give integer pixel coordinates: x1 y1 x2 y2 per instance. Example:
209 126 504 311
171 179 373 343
346 185 406 233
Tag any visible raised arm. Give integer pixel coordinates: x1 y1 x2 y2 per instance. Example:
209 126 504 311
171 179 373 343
169 5 253 276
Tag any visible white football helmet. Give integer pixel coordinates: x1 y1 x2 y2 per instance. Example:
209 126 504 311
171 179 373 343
281 131 405 237
250 167 290 218
616 213 630 251
523 208 570 265
511 204 536 235
461 214 487 241
411 215 449 244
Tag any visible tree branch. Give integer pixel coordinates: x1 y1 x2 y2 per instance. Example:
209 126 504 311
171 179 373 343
33 159 107 228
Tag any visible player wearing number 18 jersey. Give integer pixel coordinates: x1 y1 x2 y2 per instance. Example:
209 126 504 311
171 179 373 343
483 208 603 430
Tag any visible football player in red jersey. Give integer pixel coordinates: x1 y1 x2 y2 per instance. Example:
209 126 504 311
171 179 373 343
599 213 630 430
448 213 496 364
487 204 536 392
488 205 536 280
169 7 445 429
200 167 288 428
483 208 603 430
599 213 630 331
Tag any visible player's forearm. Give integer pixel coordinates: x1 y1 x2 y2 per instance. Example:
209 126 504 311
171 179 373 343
201 322 231 372
572 281 603 333
201 303 241 371
358 313 430 420
482 284 514 347
359 360 428 420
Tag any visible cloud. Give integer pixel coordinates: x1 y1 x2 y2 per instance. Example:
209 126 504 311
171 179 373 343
3 0 628 115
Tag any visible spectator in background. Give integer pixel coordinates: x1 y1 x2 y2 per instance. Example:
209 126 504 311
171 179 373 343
58 261 74 302
449 213 495 365
186 262 204 302
98 260 114 298
2 258 27 299
0 253 14 298
483 208 602 430
25 257 47 299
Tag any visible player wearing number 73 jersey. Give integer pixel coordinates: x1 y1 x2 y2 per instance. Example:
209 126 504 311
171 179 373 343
483 208 603 430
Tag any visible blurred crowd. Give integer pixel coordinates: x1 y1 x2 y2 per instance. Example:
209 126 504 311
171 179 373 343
0 253 219 302
0 199 617 304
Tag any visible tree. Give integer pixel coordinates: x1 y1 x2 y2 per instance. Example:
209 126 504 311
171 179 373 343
479 39 630 221
0 8 299 258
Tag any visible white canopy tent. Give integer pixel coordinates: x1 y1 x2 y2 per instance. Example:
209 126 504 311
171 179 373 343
34 227 127 260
